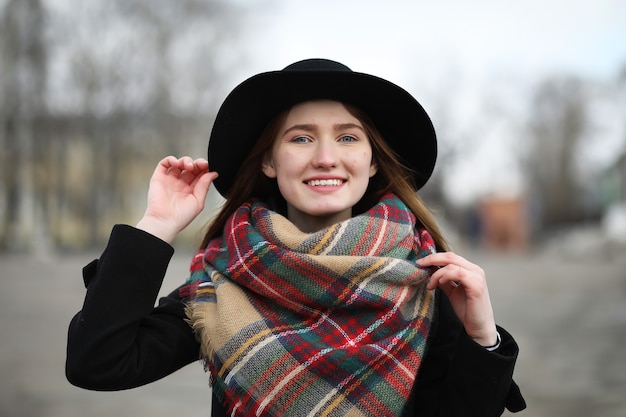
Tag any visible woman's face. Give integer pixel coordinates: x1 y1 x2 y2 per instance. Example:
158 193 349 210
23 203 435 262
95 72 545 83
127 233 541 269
262 100 378 232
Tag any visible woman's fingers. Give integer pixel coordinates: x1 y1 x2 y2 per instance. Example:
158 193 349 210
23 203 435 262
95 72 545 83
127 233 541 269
425 264 463 290
418 252 485 290
156 156 213 182
435 264 465 289
418 252 478 270
189 170 218 202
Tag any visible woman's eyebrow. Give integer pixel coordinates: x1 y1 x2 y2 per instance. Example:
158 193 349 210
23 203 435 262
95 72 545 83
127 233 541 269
334 123 365 132
282 124 316 135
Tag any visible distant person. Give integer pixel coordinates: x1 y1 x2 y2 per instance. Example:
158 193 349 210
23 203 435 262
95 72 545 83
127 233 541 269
66 58 526 416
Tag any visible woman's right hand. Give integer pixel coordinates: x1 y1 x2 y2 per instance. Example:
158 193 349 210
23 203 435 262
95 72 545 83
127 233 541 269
136 156 218 243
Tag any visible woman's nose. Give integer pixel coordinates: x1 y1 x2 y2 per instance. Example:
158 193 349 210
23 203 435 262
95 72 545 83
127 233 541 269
311 140 338 168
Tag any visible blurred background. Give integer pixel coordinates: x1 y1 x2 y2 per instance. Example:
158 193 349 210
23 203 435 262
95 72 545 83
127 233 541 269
1 0 625 416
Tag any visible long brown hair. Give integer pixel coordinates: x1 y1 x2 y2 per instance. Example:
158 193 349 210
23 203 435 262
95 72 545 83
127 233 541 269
200 101 449 251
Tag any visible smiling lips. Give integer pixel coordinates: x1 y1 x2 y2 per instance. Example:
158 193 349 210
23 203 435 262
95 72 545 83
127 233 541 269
306 179 345 187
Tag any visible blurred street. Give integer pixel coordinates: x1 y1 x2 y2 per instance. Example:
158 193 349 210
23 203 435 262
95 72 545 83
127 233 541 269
1 228 626 417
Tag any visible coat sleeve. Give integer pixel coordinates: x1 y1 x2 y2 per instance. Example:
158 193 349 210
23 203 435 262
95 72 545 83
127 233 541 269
65 225 200 391
403 290 526 416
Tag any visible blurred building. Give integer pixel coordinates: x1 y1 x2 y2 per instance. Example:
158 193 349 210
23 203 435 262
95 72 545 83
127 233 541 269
478 195 529 251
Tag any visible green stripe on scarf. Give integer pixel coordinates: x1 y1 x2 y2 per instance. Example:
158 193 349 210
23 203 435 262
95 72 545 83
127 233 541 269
182 193 437 416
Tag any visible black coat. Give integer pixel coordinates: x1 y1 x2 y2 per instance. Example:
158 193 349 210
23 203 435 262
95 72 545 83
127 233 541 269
66 225 526 416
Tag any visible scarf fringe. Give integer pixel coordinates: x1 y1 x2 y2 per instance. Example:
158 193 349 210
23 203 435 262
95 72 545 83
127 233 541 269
185 303 216 361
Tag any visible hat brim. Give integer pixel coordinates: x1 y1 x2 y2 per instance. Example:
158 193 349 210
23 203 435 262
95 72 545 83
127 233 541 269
209 68 437 196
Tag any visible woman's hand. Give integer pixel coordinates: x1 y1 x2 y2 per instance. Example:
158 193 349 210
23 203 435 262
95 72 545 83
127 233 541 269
136 156 218 244
418 252 498 347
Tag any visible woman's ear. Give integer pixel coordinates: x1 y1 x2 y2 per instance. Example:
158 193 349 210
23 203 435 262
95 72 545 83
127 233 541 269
261 154 277 178
369 161 378 178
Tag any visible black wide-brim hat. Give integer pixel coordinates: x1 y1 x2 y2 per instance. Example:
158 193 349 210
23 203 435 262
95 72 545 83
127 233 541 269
208 58 437 197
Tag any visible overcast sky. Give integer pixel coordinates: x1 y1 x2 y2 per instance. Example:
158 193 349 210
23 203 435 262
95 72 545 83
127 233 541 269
241 0 626 85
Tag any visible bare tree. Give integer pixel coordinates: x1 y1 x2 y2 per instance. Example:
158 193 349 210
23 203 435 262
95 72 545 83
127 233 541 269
525 76 588 228
0 0 48 252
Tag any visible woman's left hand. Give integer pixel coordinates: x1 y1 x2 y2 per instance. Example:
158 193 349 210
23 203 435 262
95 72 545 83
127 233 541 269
418 252 498 347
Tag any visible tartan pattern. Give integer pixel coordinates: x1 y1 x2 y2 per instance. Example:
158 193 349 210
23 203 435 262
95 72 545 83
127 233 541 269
182 193 437 416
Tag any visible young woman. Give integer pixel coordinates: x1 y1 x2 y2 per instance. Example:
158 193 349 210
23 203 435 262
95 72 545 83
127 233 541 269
66 59 526 416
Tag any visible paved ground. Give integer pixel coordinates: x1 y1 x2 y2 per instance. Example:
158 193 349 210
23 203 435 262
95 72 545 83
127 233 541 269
1 230 625 417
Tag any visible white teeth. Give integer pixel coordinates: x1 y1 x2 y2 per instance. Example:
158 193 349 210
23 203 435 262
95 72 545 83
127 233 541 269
307 179 343 186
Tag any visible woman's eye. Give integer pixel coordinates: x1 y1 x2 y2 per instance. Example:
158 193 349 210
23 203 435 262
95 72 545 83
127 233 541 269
339 135 357 143
291 136 311 143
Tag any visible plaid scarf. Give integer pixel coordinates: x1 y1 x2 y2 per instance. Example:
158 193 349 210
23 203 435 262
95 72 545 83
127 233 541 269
181 193 437 416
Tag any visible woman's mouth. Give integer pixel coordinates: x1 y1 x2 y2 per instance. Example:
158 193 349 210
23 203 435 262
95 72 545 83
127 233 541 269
306 179 345 187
